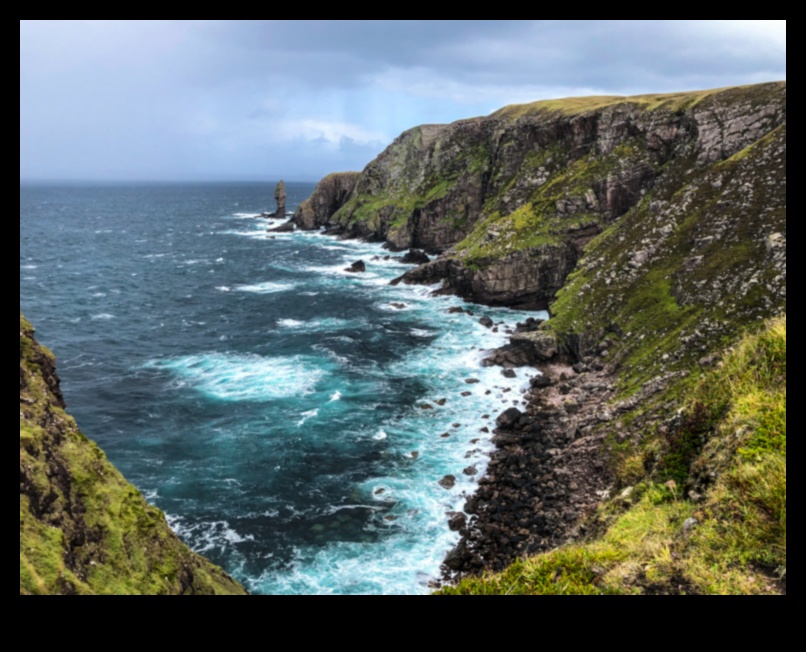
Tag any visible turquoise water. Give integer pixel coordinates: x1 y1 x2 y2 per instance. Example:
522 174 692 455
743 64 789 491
20 182 545 594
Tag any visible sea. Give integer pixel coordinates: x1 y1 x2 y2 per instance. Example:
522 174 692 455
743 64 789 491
19 181 546 594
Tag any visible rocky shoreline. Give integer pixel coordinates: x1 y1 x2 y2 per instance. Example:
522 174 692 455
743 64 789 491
270 207 621 584
436 318 616 581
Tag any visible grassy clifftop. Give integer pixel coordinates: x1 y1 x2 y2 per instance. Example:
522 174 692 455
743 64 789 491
441 316 786 595
20 313 246 595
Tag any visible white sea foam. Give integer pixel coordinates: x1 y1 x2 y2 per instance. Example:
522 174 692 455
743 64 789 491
234 281 294 294
91 313 115 320
278 318 305 328
216 286 232 292
329 391 342 402
297 409 319 427
167 516 255 554
21 264 38 269
146 353 325 402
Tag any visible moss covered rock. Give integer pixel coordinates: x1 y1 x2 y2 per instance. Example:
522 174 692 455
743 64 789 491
19 314 246 595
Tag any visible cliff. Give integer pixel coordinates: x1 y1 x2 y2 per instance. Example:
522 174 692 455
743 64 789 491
294 81 785 310
299 81 786 594
19 313 246 595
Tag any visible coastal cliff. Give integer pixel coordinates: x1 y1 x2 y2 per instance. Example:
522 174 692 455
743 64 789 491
299 81 786 594
19 313 246 595
294 82 785 310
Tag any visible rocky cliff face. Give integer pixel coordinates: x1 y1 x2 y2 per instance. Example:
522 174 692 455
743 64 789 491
19 314 246 595
295 82 785 310
294 172 360 230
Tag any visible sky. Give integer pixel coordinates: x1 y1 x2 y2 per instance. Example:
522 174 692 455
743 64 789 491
20 20 786 182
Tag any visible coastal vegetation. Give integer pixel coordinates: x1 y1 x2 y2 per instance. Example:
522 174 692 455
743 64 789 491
20 314 245 595
440 316 785 594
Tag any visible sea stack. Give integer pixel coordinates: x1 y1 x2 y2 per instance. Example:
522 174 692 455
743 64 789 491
274 180 286 217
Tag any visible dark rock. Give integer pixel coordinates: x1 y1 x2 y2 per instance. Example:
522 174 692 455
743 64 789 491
479 316 494 328
515 317 544 333
274 180 286 219
435 398 447 406
438 475 457 489
496 407 523 429
293 172 359 230
443 540 469 570
389 302 407 309
483 344 534 368
345 260 366 273
400 249 430 265
502 369 517 378
461 391 472 397
530 374 552 388
463 466 478 476
268 220 295 233
447 512 467 532
465 378 480 384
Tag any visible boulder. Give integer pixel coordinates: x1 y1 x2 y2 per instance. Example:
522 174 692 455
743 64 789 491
268 221 295 233
447 512 467 532
345 260 366 273
438 475 457 489
530 374 552 389
400 249 430 265
496 407 523 429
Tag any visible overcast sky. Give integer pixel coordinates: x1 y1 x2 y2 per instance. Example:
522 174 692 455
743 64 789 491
20 20 786 182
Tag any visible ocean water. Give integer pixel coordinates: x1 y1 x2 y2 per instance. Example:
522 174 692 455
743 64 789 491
20 181 546 594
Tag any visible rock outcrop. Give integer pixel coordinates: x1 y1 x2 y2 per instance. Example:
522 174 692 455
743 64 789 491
274 180 286 217
293 172 360 230
19 313 246 595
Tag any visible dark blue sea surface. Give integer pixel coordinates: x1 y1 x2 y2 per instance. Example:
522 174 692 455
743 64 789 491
20 181 544 594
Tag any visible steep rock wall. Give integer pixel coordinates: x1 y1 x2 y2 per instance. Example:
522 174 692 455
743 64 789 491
19 314 246 595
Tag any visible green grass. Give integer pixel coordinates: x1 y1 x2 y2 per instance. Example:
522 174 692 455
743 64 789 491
491 82 784 121
20 312 246 595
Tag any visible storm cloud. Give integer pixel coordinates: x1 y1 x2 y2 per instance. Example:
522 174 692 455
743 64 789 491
20 20 786 181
